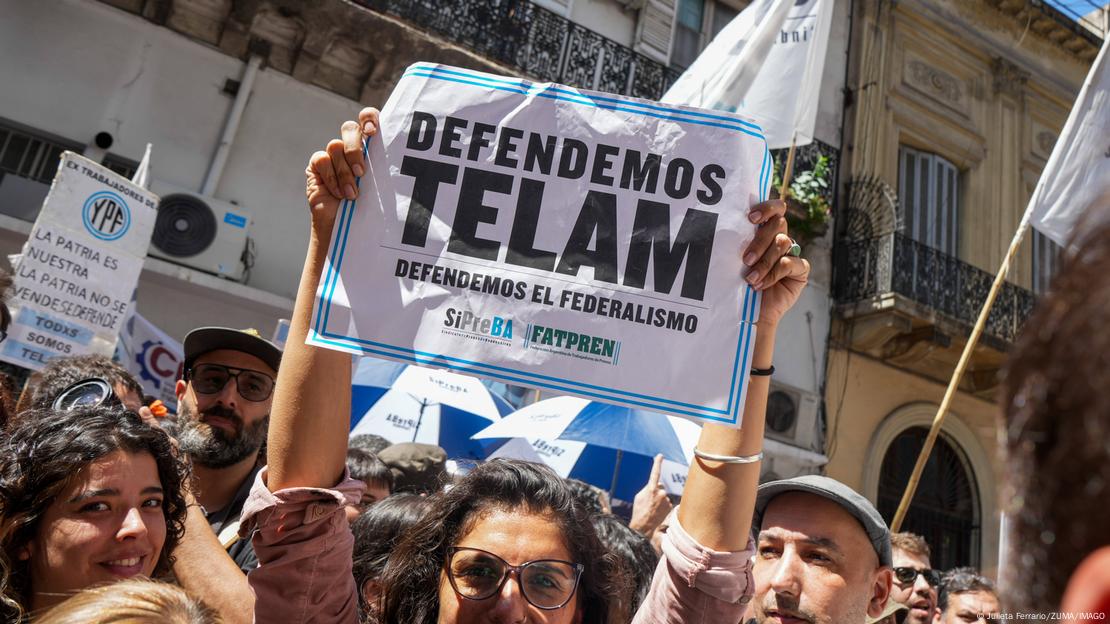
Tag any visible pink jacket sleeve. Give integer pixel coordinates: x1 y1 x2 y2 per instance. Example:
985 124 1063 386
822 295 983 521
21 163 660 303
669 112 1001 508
238 468 366 624
631 511 755 624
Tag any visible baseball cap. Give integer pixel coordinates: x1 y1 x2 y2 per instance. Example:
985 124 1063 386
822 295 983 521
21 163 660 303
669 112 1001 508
754 474 892 567
378 443 448 493
183 327 282 373
867 597 909 624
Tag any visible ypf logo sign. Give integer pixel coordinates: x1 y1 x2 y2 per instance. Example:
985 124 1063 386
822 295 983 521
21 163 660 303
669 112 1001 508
82 191 131 241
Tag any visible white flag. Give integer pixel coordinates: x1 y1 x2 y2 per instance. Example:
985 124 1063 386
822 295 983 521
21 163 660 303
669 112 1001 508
1029 38 1110 247
661 0 835 150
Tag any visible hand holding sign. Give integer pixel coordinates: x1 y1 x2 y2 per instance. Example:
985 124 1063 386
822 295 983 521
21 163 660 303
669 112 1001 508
742 198 810 325
308 64 777 424
629 454 674 537
306 108 380 231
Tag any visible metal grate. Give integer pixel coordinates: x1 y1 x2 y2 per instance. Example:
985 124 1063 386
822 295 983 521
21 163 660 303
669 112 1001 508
0 122 80 185
356 0 683 100
833 233 1036 345
878 426 980 571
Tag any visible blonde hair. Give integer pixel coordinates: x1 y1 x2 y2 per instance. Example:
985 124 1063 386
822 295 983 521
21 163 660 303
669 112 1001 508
35 579 220 624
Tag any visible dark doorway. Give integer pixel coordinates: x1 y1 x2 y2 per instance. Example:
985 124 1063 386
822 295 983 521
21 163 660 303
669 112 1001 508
877 426 980 571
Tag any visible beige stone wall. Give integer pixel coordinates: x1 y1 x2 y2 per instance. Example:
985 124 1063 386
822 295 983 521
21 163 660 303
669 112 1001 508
845 0 1089 288
827 0 1096 573
824 346 1001 576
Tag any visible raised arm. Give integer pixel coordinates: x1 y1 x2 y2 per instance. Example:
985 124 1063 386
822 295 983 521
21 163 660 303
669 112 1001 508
241 110 381 624
678 197 807 550
266 109 379 492
632 199 807 623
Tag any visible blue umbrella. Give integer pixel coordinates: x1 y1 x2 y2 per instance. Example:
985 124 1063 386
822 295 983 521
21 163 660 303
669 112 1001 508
473 397 701 499
350 357 513 459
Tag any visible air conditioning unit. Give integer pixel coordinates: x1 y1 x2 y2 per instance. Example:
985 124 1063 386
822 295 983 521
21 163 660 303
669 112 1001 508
148 181 251 281
765 382 820 450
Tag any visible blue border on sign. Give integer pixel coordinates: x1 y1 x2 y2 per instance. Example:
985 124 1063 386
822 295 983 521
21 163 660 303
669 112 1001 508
312 64 770 424
82 191 131 241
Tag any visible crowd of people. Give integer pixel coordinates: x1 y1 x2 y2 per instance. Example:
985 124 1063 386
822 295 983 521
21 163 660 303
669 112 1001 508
0 108 1104 623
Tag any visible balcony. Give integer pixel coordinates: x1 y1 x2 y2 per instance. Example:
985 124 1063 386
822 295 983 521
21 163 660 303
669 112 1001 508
832 178 1036 394
357 0 682 100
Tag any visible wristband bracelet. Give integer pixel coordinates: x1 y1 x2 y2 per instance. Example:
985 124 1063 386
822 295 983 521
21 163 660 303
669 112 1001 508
751 365 775 376
692 446 764 464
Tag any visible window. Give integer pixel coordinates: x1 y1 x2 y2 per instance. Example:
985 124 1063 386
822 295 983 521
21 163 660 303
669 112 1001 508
669 0 739 69
0 120 80 184
671 0 705 69
0 118 139 222
709 1 737 37
1031 229 1062 295
898 146 960 256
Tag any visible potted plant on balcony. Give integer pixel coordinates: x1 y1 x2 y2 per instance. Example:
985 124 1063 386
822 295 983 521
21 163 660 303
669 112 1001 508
771 154 831 244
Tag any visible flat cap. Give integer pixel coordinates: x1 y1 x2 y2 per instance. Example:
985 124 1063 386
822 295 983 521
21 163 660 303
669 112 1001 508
754 474 892 567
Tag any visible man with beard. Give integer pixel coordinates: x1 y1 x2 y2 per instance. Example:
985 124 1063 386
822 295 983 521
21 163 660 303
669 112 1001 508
746 475 893 624
175 327 281 573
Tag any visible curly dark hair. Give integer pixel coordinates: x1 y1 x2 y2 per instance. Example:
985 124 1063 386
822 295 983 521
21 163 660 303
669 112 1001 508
377 459 626 623
352 494 432 619
1000 193 1110 613
0 406 189 620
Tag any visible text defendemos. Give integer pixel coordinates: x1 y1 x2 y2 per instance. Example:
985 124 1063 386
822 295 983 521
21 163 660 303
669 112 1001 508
309 63 770 425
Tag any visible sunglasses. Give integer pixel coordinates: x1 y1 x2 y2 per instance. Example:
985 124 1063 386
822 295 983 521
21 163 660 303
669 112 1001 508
445 546 584 610
187 363 275 402
894 566 941 587
52 378 121 412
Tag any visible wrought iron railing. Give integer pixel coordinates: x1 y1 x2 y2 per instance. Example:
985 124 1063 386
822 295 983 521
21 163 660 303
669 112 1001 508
356 0 682 100
834 233 1036 344
771 139 840 207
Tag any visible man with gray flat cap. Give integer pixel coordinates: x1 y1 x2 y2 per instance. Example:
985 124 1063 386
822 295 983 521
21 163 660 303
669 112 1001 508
745 475 894 624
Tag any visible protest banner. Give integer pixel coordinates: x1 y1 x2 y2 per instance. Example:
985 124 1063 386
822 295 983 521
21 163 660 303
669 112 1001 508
117 309 184 411
308 63 770 425
1 152 157 370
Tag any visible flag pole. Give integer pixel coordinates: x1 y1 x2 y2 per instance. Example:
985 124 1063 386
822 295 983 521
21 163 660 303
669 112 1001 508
891 212 1033 531
779 134 798 200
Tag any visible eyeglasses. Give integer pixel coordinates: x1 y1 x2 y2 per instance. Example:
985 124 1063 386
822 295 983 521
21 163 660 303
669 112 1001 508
187 363 275 402
53 378 121 412
445 547 584 610
894 566 941 587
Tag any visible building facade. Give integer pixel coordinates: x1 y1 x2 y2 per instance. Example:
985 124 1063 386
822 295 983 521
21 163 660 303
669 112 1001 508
829 0 1101 574
0 0 846 481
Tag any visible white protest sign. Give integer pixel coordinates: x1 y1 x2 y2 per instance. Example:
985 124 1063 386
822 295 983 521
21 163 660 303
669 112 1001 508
117 309 184 410
2 152 157 370
308 63 769 426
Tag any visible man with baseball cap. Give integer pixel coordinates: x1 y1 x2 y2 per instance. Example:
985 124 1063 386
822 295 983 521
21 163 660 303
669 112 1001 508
746 474 894 624
175 327 281 572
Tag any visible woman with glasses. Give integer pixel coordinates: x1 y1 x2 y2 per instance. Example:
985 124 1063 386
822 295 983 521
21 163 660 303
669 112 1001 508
241 106 809 623
378 459 622 622
0 405 188 620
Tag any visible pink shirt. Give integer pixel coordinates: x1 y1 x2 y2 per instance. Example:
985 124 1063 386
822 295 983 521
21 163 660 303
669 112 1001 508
631 509 755 623
241 475 754 623
239 468 365 624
